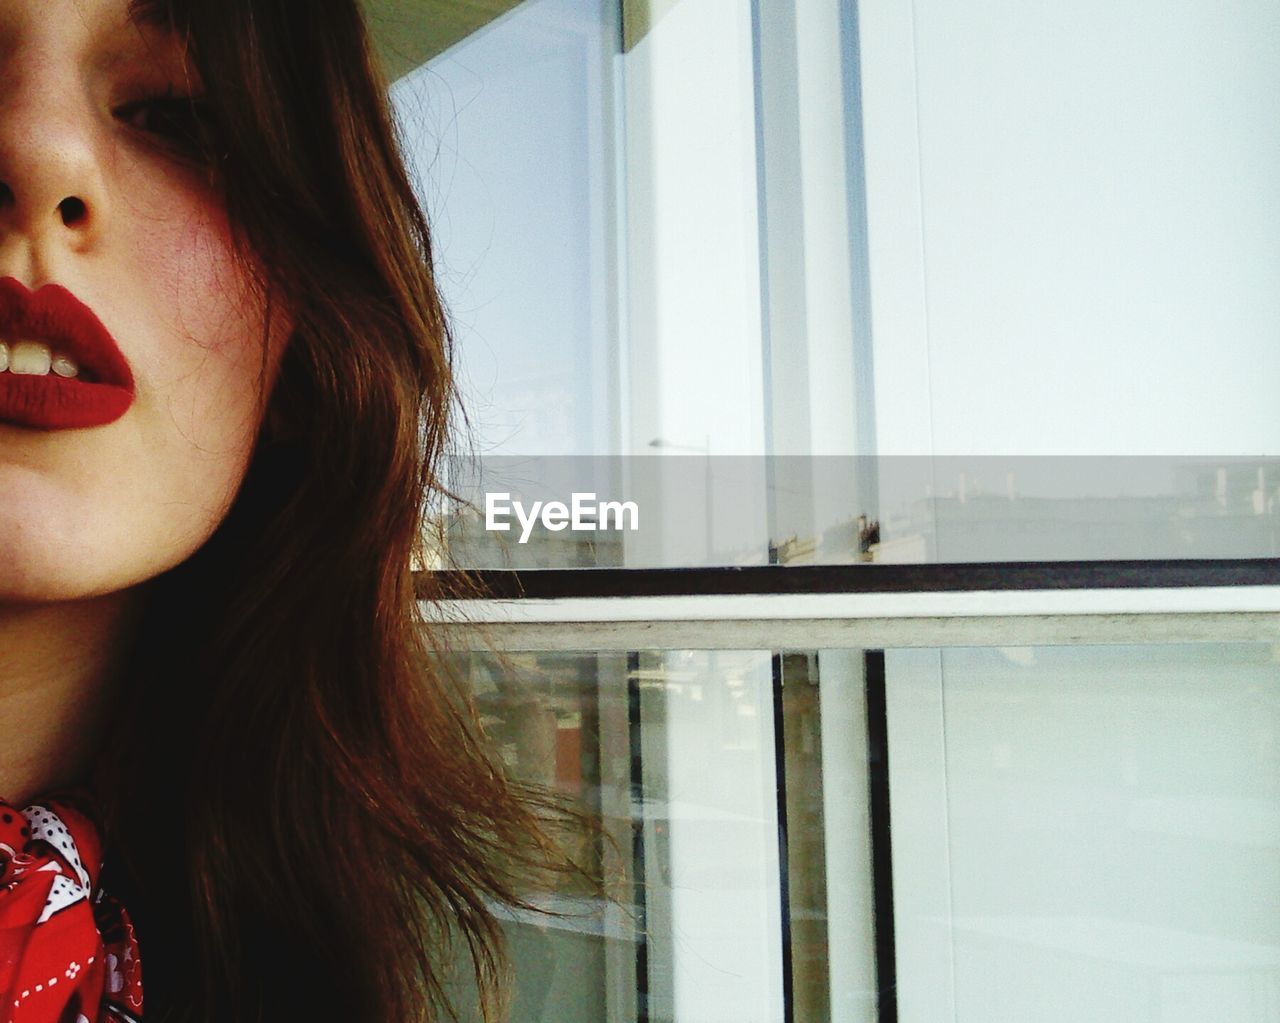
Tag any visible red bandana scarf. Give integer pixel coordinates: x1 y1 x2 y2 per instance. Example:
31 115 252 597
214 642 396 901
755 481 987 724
0 792 143 1022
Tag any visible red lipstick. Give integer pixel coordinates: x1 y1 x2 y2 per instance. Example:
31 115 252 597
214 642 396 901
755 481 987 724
0 277 134 430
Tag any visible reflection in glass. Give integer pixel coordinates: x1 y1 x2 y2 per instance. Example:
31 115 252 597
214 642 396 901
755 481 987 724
432 454 1280 570
447 641 1280 1021
446 644 883 1022
887 643 1280 1023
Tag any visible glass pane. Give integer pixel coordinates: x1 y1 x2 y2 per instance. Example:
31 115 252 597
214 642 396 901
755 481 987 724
446 645 878 1022
432 453 1280 568
858 0 1280 459
389 0 1280 567
446 637 1280 1021
451 650 629 1022
886 642 1280 1023
392 0 619 458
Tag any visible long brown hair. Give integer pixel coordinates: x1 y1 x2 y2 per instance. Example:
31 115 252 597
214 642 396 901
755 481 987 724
95 1 564 1019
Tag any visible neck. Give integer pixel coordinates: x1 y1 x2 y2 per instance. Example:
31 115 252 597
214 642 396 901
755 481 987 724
0 592 140 808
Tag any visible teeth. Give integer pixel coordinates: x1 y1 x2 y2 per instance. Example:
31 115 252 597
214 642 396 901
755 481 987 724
10 341 51 375
0 340 79 379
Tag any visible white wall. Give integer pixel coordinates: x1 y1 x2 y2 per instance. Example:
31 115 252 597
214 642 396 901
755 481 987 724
860 0 1280 456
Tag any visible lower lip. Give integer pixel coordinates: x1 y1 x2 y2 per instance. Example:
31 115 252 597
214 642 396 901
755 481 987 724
0 373 134 429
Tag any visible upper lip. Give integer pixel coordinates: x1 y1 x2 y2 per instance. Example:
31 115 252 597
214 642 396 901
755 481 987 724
0 276 134 389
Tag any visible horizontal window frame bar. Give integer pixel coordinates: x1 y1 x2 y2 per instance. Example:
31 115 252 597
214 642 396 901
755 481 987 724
426 586 1280 650
427 611 1280 650
437 587 1280 622
418 559 1280 601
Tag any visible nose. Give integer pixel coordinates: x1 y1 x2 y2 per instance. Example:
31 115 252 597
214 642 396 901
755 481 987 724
0 184 96 237
0 75 109 256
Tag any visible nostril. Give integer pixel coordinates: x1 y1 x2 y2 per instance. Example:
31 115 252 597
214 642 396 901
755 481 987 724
58 196 88 227
0 183 13 209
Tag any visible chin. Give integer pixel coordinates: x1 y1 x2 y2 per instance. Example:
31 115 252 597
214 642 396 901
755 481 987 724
0 522 173 605
0 556 118 605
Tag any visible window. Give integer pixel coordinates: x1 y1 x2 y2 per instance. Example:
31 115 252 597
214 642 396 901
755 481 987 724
376 0 1280 1018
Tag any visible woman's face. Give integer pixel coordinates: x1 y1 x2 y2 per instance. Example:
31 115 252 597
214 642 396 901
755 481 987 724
0 0 284 602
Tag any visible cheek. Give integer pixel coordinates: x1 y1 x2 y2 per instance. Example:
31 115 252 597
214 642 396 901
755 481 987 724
109 182 288 551
129 193 280 459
